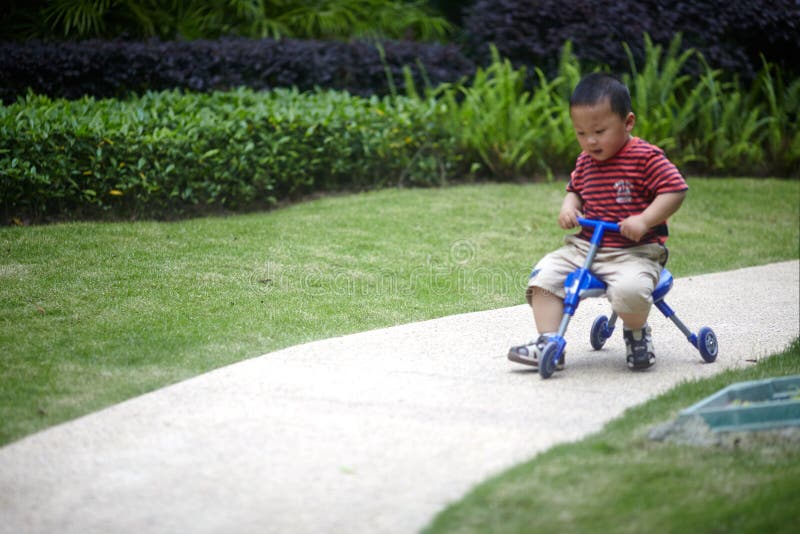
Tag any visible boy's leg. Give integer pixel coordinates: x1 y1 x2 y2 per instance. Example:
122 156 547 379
508 241 581 369
617 308 648 330
530 286 564 333
593 243 666 369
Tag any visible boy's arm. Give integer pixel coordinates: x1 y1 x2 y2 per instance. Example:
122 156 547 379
558 192 584 229
619 191 687 242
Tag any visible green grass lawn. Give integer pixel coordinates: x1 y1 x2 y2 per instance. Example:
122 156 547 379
1 178 798 447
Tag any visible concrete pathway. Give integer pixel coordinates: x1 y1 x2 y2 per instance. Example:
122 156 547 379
1 261 798 534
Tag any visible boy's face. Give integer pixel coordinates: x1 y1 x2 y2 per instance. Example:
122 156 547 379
570 98 635 162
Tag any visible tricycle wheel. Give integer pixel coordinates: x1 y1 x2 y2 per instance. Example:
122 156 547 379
697 327 718 363
539 341 560 379
590 315 609 350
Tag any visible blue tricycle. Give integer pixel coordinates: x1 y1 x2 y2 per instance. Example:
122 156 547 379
537 217 719 379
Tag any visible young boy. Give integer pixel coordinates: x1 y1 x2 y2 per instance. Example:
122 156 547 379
508 72 688 371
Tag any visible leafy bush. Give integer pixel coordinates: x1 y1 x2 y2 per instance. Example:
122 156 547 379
3 36 797 224
431 37 799 179
435 44 579 180
2 0 452 42
0 37 475 102
463 0 800 81
622 36 800 176
0 89 461 222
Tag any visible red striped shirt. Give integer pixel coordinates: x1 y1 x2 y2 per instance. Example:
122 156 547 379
567 137 688 247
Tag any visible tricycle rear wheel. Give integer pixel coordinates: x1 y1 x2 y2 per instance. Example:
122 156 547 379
590 315 610 350
697 327 718 363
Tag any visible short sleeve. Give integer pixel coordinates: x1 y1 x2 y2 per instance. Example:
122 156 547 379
643 152 688 195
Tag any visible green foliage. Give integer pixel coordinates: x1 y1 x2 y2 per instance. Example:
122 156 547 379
433 45 578 180
622 34 696 157
755 59 800 176
14 0 452 41
433 35 799 180
622 34 799 176
0 88 459 220
272 0 452 41
2 33 797 222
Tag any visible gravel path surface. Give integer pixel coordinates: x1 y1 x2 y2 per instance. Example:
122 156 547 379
1 261 798 534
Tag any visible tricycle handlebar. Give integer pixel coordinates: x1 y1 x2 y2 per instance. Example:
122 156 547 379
576 217 620 233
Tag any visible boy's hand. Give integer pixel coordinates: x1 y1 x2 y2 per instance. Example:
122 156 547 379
619 191 687 242
558 207 582 229
619 214 650 242
558 192 584 229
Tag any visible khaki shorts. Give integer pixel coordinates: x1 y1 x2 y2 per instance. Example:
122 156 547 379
527 235 668 316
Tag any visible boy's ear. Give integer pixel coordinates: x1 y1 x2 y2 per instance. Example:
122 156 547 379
625 112 636 132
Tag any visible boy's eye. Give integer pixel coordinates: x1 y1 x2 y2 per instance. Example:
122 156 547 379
595 129 605 135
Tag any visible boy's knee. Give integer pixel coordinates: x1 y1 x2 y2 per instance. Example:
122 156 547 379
607 275 656 315
526 284 560 306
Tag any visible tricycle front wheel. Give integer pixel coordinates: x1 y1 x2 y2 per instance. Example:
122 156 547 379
539 342 561 379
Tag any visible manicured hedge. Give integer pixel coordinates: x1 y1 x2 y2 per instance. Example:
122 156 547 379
0 89 461 222
463 0 800 80
3 27 797 224
0 37 475 103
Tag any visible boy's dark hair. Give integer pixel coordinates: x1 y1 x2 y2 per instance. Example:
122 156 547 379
569 73 632 119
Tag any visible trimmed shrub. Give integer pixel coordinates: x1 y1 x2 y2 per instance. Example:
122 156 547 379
0 89 462 222
2 37 796 224
0 37 475 103
463 0 800 80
